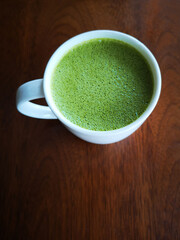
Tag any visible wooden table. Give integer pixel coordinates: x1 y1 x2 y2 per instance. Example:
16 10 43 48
1 0 180 239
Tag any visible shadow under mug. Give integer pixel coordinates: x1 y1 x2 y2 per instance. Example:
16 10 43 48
16 30 161 144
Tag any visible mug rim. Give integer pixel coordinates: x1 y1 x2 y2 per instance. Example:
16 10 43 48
43 30 161 135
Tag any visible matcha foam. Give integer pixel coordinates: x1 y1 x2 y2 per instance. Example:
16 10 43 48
51 38 153 131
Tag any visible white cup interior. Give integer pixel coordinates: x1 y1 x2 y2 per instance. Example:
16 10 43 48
43 30 161 135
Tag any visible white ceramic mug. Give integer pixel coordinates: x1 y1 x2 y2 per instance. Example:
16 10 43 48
16 30 161 144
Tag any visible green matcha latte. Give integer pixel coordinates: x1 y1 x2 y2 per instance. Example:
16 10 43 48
51 38 153 131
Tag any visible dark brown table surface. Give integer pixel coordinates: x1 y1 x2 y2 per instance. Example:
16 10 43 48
1 0 180 239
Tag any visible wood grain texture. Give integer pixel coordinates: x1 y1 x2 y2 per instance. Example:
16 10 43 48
0 0 180 239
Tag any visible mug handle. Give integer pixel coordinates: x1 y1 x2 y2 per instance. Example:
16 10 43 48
16 79 57 119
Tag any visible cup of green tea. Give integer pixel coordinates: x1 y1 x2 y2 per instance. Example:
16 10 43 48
16 30 161 144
